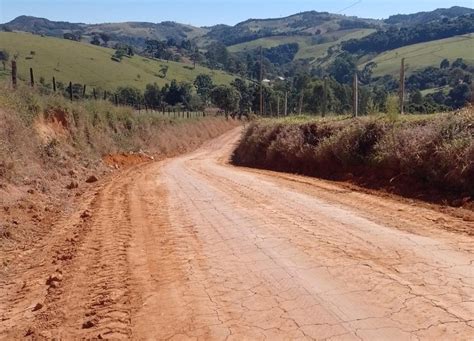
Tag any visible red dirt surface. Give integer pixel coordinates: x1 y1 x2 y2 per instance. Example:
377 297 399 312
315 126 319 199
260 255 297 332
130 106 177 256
1 128 472 340
103 152 154 168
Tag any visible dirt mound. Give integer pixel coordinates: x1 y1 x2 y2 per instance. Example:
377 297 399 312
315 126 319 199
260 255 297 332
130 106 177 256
103 152 154 168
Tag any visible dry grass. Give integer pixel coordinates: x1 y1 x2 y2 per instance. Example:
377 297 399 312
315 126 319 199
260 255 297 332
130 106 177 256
0 84 238 181
232 110 474 201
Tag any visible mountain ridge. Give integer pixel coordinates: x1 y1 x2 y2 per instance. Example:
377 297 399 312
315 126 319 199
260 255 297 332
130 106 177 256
3 6 473 43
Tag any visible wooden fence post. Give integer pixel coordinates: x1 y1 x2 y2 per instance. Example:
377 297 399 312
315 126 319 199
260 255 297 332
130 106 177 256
103 91 107 100
82 84 87 98
68 82 73 101
30 68 35 87
52 76 56 92
114 94 118 105
93 88 97 100
11 60 17 89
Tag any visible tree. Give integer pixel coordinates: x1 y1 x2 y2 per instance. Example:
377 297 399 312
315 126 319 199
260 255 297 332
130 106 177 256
329 54 357 84
99 33 110 46
192 47 201 69
180 39 192 51
452 58 467 70
0 49 9 70
410 89 423 105
63 32 78 41
144 83 162 109
205 42 229 69
440 58 450 69
91 36 101 46
194 74 214 105
164 80 182 106
162 80 192 107
145 39 170 60
178 82 193 108
360 62 377 84
231 78 254 114
112 49 125 62
116 86 142 106
448 83 471 108
294 73 310 114
159 65 168 78
210 85 239 114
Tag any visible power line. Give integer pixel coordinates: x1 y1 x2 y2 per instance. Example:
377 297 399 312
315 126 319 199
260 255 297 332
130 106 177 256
337 0 363 14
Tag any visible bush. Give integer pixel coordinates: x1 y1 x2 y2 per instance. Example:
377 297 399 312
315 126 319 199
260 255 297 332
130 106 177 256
232 110 474 197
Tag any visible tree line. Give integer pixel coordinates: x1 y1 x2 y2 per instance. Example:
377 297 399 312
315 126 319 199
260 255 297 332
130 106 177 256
342 14 474 55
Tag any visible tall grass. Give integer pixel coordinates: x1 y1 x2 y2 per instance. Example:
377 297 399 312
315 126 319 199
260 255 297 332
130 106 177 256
232 110 474 198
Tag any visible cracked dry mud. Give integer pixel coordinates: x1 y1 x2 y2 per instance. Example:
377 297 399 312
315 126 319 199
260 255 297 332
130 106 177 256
1 128 473 340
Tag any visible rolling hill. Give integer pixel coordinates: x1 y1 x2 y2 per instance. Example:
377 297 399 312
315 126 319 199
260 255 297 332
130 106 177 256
364 33 474 76
3 15 207 48
2 6 473 81
228 29 376 61
0 32 234 90
203 11 379 46
385 6 474 25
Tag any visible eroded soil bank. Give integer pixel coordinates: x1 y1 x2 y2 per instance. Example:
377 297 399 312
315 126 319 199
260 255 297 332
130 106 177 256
231 110 474 209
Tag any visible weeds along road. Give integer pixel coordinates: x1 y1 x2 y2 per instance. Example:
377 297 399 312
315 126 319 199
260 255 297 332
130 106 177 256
1 128 473 340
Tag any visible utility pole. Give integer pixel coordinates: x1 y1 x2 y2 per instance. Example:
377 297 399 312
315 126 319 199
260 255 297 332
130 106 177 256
353 72 358 118
259 46 263 116
284 91 288 116
400 58 405 115
322 77 328 118
52 76 56 92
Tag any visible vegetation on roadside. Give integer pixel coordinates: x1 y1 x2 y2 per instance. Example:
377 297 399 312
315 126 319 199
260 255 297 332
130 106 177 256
232 111 474 200
0 84 238 184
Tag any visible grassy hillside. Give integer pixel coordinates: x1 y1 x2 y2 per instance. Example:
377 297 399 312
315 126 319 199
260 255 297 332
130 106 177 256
3 16 207 47
228 29 376 62
298 29 376 61
364 34 474 77
0 32 234 90
228 35 312 52
83 21 208 44
203 11 379 46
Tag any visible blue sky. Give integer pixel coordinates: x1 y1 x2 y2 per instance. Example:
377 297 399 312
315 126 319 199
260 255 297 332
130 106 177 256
1 0 473 26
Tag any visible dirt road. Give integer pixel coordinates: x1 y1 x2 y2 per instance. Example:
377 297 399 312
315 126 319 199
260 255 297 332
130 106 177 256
1 128 473 340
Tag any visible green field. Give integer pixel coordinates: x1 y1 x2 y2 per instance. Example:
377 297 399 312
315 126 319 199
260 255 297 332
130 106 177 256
365 34 474 76
0 32 234 90
297 29 376 61
228 29 376 62
228 35 313 52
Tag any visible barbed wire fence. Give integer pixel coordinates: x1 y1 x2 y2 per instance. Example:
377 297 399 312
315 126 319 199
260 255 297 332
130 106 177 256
8 60 210 120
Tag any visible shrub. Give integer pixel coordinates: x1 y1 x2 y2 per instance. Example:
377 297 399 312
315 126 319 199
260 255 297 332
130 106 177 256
232 110 474 197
